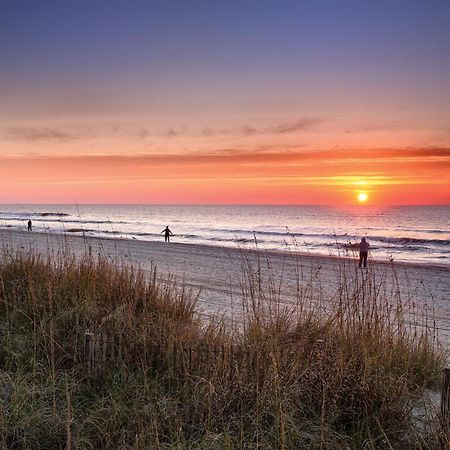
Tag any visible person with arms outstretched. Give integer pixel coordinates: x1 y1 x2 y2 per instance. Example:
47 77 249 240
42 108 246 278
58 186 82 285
161 226 173 243
358 237 370 268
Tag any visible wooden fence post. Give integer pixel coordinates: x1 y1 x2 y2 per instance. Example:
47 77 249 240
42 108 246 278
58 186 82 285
442 368 450 419
101 327 107 367
84 331 94 376
442 367 450 448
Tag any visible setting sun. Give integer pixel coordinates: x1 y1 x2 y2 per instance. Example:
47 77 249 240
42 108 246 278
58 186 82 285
357 192 368 203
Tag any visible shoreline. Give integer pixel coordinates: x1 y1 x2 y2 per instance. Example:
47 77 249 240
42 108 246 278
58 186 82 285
1 225 449 271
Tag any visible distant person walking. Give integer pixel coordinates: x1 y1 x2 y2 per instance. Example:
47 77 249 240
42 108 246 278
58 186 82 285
161 226 173 243
27 220 32 231
358 237 370 268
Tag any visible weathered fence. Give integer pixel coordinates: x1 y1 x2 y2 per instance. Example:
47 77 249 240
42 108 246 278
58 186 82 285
82 325 311 382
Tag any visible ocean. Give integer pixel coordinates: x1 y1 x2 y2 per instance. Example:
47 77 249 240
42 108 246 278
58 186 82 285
0 204 449 266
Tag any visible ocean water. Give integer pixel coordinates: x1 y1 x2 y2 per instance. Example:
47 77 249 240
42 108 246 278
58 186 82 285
0 204 449 266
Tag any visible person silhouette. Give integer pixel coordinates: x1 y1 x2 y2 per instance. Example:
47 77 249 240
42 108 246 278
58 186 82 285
358 237 370 268
27 220 32 231
161 226 173 243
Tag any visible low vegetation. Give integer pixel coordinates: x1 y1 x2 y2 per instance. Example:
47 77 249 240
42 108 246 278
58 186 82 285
0 246 447 449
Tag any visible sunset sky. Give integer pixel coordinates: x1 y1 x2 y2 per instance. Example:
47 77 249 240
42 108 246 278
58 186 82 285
1 1 449 205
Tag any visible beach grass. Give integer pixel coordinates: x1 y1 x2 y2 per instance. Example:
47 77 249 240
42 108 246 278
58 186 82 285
0 245 447 449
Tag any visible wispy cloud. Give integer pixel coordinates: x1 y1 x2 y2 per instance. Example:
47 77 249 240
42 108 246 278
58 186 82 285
134 127 152 139
269 118 327 134
225 117 327 137
2 116 327 143
241 125 258 136
5 127 81 142
352 122 406 133
2 146 449 166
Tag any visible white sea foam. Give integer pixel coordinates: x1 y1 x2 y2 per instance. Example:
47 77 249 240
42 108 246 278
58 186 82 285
0 204 448 265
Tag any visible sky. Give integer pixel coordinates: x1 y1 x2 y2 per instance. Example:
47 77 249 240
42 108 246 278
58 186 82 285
1 0 449 205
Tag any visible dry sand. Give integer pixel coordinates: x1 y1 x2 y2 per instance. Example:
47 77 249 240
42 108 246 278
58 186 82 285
1 228 449 347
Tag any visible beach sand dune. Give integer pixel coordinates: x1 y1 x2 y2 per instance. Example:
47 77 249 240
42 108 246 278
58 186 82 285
1 228 449 346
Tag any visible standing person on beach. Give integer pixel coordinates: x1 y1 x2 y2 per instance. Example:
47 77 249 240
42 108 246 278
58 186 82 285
358 237 370 268
161 226 173 243
27 220 32 231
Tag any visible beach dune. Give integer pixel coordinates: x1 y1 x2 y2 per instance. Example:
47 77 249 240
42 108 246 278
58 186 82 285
1 228 449 346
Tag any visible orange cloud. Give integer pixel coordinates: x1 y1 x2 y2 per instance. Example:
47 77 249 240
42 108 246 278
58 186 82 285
0 147 448 204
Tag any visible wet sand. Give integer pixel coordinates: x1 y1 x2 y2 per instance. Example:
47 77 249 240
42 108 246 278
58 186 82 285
1 228 449 346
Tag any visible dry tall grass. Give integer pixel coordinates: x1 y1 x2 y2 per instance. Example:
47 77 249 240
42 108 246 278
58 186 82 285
0 246 447 449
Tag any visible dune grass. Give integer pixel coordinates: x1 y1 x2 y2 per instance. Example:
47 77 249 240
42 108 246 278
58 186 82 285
0 246 447 449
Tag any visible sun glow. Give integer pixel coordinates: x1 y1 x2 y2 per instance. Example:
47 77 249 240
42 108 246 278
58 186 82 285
357 192 368 203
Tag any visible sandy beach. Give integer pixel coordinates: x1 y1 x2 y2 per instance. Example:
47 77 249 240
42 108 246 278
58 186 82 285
1 228 449 346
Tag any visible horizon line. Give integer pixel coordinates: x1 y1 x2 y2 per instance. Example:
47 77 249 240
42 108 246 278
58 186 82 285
1 202 449 207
